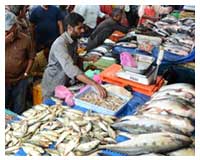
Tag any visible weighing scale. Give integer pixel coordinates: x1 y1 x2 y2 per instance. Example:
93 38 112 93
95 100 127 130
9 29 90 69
116 66 156 85
116 47 164 85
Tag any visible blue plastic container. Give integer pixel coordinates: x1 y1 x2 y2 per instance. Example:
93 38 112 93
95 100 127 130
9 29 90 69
74 86 131 116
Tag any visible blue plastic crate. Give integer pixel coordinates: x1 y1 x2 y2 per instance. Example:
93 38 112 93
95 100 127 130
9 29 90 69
74 86 131 116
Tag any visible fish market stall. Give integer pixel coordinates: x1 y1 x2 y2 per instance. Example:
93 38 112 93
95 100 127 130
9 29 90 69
5 5 195 157
5 82 195 156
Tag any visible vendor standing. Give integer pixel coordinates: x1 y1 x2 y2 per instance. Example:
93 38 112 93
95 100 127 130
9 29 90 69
42 13 107 101
5 11 35 114
138 5 172 26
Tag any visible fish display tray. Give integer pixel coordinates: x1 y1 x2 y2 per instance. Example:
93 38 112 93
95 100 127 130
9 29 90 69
122 54 155 74
74 86 131 116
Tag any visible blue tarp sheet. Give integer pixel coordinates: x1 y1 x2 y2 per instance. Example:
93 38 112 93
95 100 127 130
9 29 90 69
112 46 195 64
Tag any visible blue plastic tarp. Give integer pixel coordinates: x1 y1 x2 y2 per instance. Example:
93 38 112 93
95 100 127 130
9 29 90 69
112 46 195 64
116 92 150 117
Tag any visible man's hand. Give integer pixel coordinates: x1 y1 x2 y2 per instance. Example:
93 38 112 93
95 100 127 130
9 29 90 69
93 83 107 98
5 32 14 43
76 74 107 98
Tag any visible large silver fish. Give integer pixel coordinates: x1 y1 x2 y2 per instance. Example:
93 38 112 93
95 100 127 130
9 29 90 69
150 96 194 108
99 132 192 155
151 89 195 104
159 83 195 96
139 112 194 136
112 115 185 135
140 99 195 119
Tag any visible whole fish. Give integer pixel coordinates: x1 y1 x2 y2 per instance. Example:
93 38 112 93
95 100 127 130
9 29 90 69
21 145 42 156
99 132 192 155
22 143 45 154
112 115 184 135
150 95 194 108
12 120 28 138
76 140 100 152
159 83 195 96
167 147 195 156
63 137 80 155
140 112 194 136
140 99 195 119
5 145 20 155
151 89 195 104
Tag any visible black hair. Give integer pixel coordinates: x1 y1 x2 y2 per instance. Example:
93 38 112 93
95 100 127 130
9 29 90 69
63 12 84 30
9 5 24 16
112 8 123 17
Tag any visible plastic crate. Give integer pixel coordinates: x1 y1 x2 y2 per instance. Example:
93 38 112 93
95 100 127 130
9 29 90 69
99 64 164 96
74 86 131 116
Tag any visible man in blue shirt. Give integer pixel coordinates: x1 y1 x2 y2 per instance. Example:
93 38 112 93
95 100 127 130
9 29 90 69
30 5 64 52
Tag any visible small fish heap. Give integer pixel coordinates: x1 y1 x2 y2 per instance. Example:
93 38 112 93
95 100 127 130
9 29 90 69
100 83 195 156
140 16 195 56
5 104 117 156
156 16 195 56
80 91 126 111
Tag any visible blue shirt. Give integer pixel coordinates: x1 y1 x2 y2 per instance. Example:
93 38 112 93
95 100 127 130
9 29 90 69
30 5 63 46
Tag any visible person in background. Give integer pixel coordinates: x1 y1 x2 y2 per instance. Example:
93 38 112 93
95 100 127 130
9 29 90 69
30 41 52 78
125 5 139 28
42 13 107 101
29 5 64 52
9 5 32 37
59 5 69 19
138 5 157 26
73 5 108 37
5 11 35 114
138 5 172 26
97 5 113 24
86 8 129 51
100 5 113 16
154 5 173 18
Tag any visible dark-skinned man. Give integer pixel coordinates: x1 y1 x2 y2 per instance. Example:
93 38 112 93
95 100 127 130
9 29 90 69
5 11 35 114
42 13 107 101
86 8 129 51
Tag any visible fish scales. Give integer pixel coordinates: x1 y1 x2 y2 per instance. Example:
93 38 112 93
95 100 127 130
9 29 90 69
99 132 192 155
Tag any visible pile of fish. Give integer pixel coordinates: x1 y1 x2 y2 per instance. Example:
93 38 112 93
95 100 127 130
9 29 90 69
87 44 113 57
79 91 126 111
153 16 195 37
5 104 118 156
100 83 195 156
163 33 194 56
138 15 195 56
156 16 194 56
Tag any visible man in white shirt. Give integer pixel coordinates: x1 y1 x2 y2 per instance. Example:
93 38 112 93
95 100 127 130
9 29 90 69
73 5 107 36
